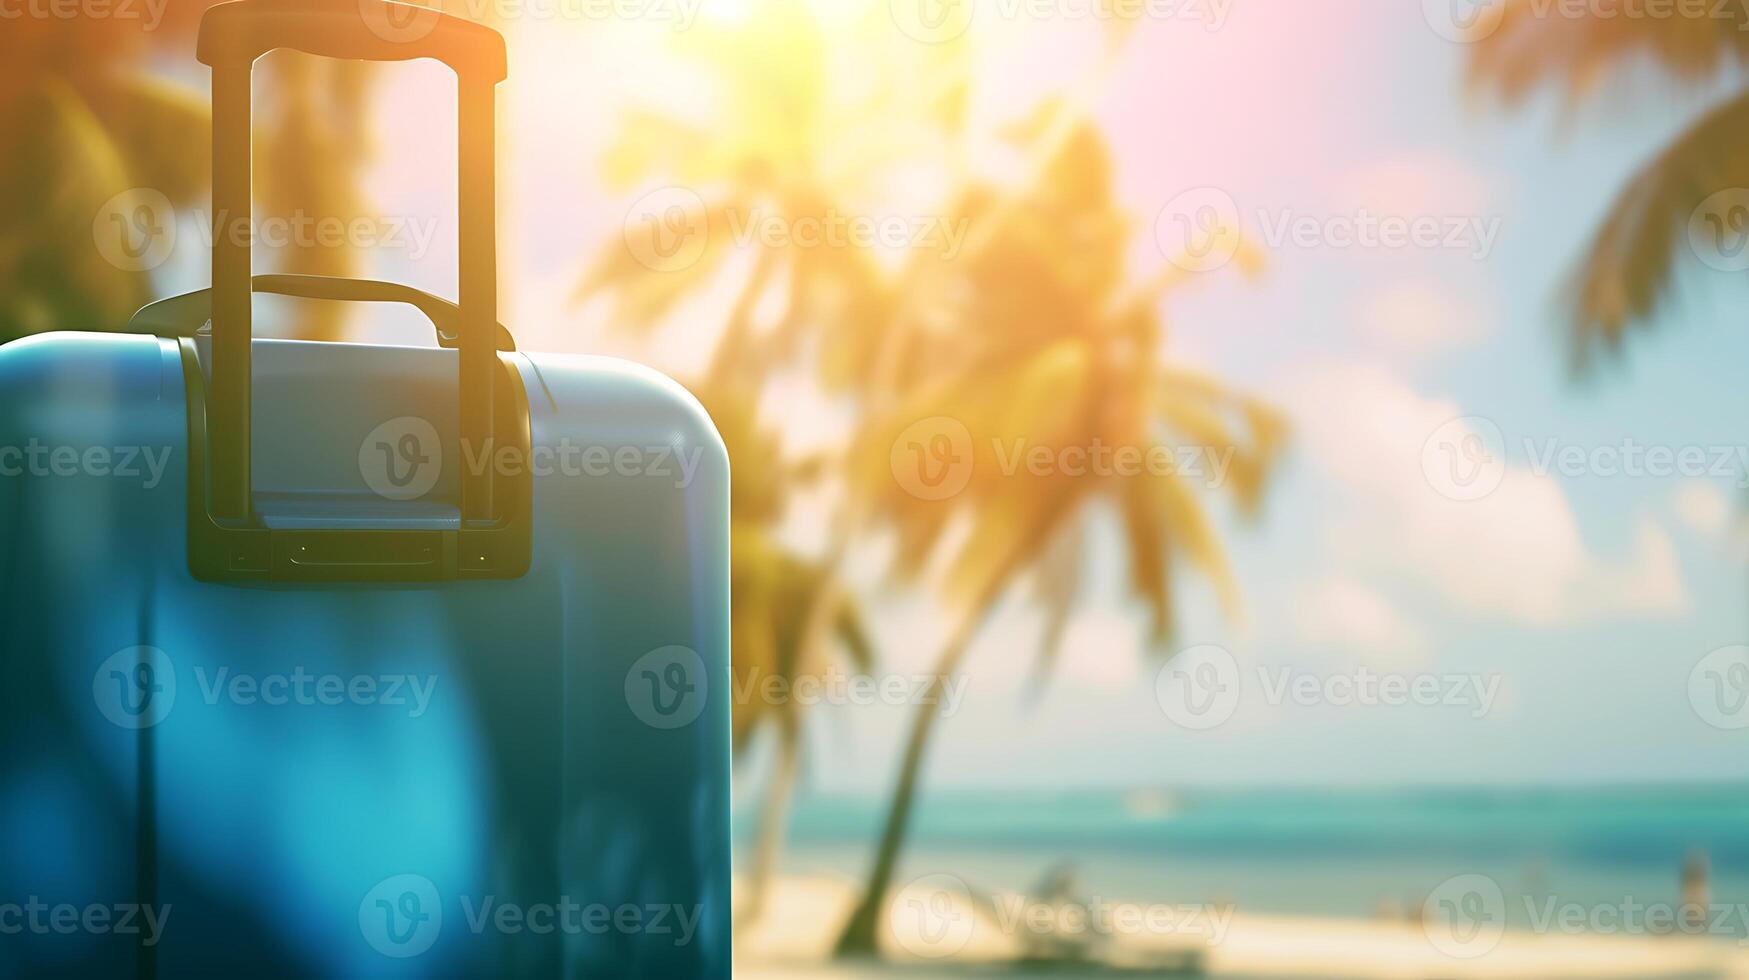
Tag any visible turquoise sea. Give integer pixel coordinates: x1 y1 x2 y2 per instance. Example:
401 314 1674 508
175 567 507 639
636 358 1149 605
755 786 1749 934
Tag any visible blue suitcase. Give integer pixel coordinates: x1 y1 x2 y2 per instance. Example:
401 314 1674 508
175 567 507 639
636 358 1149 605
0 2 731 976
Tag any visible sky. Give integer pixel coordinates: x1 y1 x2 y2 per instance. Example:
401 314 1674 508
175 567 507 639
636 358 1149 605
158 0 1749 792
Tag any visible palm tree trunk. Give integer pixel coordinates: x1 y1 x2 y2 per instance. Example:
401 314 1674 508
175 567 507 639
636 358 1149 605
831 594 989 958
737 714 801 930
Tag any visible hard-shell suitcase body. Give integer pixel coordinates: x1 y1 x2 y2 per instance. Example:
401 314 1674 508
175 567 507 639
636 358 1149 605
0 2 731 977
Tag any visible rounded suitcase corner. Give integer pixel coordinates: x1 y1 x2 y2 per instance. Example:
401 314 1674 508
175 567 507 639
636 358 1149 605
521 353 731 489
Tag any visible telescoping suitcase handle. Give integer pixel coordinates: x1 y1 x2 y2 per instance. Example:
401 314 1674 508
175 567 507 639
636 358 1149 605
185 0 529 583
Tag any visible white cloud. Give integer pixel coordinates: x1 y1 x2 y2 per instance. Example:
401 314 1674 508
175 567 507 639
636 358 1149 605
1291 576 1429 665
1289 361 1690 626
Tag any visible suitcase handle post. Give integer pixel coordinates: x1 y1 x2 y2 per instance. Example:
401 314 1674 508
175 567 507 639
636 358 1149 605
196 0 505 528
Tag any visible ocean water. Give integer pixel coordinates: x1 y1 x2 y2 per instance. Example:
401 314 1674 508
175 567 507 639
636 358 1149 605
759 786 1749 933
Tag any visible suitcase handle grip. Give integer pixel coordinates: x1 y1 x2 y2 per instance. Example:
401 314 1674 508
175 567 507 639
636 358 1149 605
197 0 506 81
196 0 504 529
128 275 516 352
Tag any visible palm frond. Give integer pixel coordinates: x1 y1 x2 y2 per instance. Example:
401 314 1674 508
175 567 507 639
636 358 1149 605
1469 0 1749 107
1565 88 1749 363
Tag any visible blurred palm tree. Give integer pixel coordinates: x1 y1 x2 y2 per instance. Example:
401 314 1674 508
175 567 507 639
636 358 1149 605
576 0 966 929
576 0 964 387
1468 2 1749 366
0 8 385 344
705 379 875 927
0 12 212 341
580 1 1282 955
831 108 1282 957
253 56 381 340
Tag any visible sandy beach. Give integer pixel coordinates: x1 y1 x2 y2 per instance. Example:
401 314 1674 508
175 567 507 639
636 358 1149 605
736 875 1749 980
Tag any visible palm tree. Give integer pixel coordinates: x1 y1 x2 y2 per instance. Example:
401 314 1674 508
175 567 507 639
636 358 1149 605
578 2 1282 955
252 56 381 340
577 1 967 928
705 380 876 927
575 0 964 388
1 10 384 345
831 108 1282 957
1468 2 1749 365
0 13 213 342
